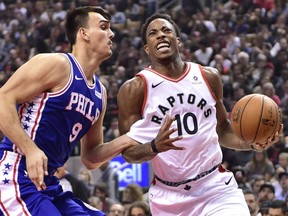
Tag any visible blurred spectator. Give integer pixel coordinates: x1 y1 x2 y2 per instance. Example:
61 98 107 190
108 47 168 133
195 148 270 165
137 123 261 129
275 152 288 173
98 161 119 200
52 2 67 22
243 189 260 216
245 151 275 182
89 196 103 211
104 117 120 142
232 165 252 191
127 201 151 216
121 183 144 213
78 167 95 193
262 82 282 106
268 200 287 216
54 163 91 203
94 182 118 214
258 182 275 206
194 39 213 65
107 203 126 216
274 172 288 201
250 175 265 195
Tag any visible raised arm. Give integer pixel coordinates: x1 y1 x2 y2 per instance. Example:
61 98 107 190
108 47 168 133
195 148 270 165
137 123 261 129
203 66 282 151
0 53 70 190
117 76 183 163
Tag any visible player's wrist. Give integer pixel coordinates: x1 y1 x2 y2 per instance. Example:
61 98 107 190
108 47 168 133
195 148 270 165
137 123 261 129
150 139 160 153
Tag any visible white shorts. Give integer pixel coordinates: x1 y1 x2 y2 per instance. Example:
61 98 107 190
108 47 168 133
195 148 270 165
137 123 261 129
149 165 250 216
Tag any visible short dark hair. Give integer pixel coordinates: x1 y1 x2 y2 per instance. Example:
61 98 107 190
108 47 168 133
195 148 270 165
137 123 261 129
65 6 111 47
141 13 180 45
259 182 275 194
269 200 287 213
128 201 151 216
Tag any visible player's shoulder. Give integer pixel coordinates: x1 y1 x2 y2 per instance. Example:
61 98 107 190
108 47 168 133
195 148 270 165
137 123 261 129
30 53 69 66
119 76 144 92
202 66 221 77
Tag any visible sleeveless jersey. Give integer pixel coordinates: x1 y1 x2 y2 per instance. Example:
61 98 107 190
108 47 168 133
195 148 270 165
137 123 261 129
0 53 103 173
127 62 223 182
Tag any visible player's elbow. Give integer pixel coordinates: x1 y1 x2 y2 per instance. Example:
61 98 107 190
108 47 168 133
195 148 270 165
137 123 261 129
81 157 101 170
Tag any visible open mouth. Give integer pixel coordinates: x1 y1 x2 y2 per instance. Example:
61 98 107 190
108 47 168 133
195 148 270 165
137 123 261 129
156 42 170 50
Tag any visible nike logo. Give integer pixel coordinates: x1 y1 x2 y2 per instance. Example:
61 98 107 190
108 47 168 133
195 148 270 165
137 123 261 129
95 90 102 99
225 176 233 185
152 81 164 88
75 75 84 80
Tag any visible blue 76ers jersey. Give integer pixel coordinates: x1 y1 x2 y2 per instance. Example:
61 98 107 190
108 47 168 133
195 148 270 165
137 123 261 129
0 53 103 172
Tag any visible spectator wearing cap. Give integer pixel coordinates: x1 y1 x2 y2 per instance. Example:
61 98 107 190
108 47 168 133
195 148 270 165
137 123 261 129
258 182 275 206
275 172 288 201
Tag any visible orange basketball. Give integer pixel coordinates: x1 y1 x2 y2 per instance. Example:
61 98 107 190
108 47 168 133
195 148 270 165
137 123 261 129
230 94 282 144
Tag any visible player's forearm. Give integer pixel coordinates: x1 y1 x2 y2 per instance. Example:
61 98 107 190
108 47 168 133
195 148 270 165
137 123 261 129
82 134 137 169
122 142 157 163
220 135 252 151
217 121 252 151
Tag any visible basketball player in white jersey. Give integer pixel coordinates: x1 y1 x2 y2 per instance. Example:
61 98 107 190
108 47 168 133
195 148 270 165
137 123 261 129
117 13 283 215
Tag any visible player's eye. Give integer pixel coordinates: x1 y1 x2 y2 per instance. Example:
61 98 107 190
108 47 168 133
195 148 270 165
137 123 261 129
148 31 156 36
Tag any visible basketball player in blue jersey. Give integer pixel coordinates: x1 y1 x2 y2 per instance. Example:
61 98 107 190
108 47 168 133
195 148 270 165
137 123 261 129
117 13 283 215
0 7 181 216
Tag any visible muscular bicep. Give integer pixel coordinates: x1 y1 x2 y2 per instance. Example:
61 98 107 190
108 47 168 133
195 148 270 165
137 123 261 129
117 76 144 135
202 66 230 133
0 54 69 104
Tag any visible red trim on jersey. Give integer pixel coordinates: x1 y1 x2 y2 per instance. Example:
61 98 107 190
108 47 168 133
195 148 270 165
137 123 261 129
136 74 147 116
13 154 30 216
145 62 191 82
31 93 48 140
199 65 217 102
0 151 9 215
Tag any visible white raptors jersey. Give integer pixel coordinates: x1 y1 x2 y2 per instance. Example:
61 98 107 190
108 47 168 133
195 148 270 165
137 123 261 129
127 62 223 182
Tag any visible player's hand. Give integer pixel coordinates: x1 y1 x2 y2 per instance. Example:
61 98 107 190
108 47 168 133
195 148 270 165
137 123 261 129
152 115 184 153
252 124 283 151
25 147 48 191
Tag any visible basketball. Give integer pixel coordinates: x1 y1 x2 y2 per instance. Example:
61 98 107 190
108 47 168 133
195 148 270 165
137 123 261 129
230 94 282 144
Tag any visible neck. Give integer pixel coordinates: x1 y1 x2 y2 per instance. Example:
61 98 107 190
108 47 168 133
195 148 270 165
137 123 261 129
71 47 102 80
151 59 186 78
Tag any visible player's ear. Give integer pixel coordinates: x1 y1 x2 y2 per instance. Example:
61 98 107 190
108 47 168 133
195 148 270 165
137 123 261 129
79 28 90 41
144 44 149 55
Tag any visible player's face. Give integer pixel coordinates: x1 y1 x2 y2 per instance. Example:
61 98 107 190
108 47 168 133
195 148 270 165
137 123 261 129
144 18 181 62
85 12 114 60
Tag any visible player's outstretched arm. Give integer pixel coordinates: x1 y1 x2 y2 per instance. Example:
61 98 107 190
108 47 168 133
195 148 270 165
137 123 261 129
80 84 183 168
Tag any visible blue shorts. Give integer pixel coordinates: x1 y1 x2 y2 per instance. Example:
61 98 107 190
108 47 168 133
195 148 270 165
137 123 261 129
0 150 105 216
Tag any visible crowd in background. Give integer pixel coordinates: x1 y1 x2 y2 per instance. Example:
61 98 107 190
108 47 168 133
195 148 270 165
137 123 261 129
0 0 288 215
